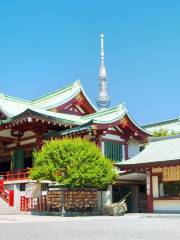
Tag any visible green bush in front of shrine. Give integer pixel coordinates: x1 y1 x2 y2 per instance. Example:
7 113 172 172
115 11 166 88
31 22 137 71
30 138 117 188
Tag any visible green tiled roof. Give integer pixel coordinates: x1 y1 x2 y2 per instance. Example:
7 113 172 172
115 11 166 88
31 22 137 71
0 80 96 117
82 104 127 124
0 93 34 117
82 103 150 135
0 81 149 136
142 117 180 134
32 79 97 111
0 107 85 126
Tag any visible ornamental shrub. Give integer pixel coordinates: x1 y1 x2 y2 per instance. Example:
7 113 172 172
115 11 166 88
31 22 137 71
30 138 117 188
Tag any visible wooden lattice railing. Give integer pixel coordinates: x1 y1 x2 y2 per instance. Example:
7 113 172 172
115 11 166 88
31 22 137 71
0 169 30 181
0 180 14 206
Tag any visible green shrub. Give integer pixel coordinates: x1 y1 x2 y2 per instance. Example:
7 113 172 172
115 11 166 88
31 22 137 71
30 138 117 188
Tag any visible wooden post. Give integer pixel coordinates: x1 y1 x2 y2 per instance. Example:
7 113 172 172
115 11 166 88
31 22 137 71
94 130 102 150
125 142 128 160
146 169 153 213
36 134 43 150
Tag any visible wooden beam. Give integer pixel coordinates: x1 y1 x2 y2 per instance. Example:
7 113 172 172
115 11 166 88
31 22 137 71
0 136 16 143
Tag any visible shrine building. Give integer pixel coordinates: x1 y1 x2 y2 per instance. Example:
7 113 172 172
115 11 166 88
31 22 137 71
0 78 150 212
0 34 151 213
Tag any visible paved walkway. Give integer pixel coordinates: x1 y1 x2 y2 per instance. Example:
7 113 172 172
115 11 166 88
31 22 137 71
0 213 179 240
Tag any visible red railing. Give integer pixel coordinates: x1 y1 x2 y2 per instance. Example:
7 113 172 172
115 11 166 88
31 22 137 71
20 196 47 212
0 180 14 206
0 169 30 181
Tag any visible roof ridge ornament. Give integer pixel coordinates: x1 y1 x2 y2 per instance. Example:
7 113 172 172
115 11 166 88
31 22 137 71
73 79 81 88
96 33 111 111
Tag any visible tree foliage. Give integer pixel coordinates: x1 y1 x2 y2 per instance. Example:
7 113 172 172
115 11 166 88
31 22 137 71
153 128 179 137
30 138 117 188
153 128 169 137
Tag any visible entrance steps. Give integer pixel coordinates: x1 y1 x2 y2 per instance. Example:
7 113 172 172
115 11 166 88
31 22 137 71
0 198 20 215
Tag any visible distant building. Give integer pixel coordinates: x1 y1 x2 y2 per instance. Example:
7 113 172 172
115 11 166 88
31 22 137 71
143 117 180 134
120 135 180 213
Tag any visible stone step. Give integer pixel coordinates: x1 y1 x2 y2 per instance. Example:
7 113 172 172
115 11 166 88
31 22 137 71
0 208 20 215
0 197 21 214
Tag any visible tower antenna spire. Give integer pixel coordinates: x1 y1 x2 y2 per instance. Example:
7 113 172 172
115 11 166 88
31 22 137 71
96 33 110 110
100 33 105 67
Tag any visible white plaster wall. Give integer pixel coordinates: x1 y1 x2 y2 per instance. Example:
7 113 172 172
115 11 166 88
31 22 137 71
152 176 159 198
101 141 105 155
5 183 24 210
14 184 22 210
97 185 112 208
128 139 140 158
0 198 9 209
102 134 123 141
154 200 180 213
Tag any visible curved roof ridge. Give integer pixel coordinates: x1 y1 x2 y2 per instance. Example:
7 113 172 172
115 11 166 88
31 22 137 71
142 117 180 128
0 92 31 104
79 83 97 112
32 79 81 103
0 93 34 117
126 112 152 135
1 106 84 126
82 103 126 119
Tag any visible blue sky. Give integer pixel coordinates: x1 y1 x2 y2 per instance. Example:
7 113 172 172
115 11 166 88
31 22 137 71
0 0 180 125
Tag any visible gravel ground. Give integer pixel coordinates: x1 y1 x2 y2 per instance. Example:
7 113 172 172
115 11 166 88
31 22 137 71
0 214 179 240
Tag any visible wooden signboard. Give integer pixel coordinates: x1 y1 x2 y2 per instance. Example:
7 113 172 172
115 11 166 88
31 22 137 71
163 166 180 182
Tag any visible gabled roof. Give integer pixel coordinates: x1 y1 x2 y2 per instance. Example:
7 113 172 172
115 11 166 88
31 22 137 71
119 135 180 168
0 107 84 126
0 81 150 140
0 100 150 140
32 80 97 112
0 80 97 118
82 104 127 124
0 93 33 117
82 103 150 135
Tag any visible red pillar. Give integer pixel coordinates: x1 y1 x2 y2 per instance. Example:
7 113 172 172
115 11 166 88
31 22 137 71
9 190 14 207
146 169 153 213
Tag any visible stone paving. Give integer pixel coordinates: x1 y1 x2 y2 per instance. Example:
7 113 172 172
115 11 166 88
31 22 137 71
0 214 179 240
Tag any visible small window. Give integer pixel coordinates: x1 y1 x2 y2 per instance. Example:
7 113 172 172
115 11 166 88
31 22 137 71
139 145 145 152
104 141 123 162
159 178 180 197
20 183 26 192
